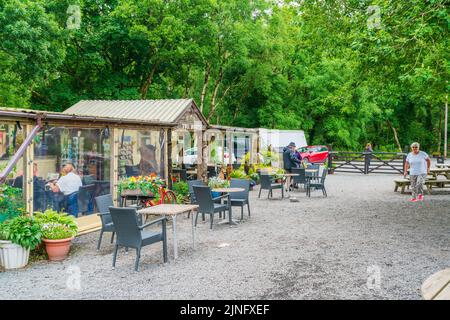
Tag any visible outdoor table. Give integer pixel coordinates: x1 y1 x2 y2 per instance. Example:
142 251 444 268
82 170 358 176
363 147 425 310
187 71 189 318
137 204 199 260
430 168 450 179
211 187 245 226
421 268 450 300
282 173 299 198
435 163 450 168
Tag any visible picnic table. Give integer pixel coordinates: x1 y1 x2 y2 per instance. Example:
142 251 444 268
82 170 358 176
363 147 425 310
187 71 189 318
430 168 450 179
393 175 450 194
421 268 450 300
435 163 450 168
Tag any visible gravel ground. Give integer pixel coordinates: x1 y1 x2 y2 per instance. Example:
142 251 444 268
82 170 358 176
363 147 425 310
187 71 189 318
1 171 449 300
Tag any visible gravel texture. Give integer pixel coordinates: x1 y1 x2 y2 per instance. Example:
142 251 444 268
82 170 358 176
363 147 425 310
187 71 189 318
1 171 449 300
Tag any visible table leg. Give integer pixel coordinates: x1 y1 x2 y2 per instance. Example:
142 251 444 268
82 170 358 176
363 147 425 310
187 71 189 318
191 210 195 250
227 194 238 226
172 215 178 259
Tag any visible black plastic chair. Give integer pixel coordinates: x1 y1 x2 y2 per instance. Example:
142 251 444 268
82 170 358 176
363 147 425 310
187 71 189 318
94 194 115 251
193 186 229 229
109 206 168 271
78 184 96 215
258 174 284 199
307 169 327 197
225 179 251 220
291 167 306 189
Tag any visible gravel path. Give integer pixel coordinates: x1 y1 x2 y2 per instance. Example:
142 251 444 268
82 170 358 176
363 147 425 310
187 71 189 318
1 172 449 300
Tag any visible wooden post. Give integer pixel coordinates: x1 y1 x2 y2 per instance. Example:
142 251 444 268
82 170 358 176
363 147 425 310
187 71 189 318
166 128 172 189
196 128 204 181
110 127 119 206
227 131 233 164
23 125 34 215
221 130 225 165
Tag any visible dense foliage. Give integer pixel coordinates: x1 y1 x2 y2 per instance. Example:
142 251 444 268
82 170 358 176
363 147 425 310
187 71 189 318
0 215 42 250
0 0 448 151
0 185 25 222
34 209 78 240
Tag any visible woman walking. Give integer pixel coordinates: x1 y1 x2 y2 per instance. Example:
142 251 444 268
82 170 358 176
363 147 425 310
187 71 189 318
404 142 431 202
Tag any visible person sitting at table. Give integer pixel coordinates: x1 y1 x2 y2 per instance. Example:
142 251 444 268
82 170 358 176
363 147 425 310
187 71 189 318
49 162 82 217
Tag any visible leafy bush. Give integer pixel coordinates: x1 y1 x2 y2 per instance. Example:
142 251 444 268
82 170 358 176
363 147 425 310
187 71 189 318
229 169 247 179
35 209 78 240
0 215 42 250
0 184 25 222
172 181 189 204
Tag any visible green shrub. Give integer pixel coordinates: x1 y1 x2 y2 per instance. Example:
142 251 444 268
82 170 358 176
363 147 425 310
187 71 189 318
229 169 247 179
0 215 42 250
172 181 189 204
35 209 78 240
0 184 25 222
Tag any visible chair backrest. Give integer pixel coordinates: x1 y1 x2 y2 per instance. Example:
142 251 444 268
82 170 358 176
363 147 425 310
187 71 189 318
95 194 114 225
230 179 250 200
259 174 273 189
188 180 205 204
108 207 142 248
207 167 217 178
291 168 306 184
319 168 327 184
180 169 187 181
193 186 214 213
232 163 241 170
78 184 96 213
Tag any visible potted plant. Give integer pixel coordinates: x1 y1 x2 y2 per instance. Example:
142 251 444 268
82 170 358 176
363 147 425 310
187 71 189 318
35 209 78 261
273 168 285 183
0 215 42 269
208 177 230 198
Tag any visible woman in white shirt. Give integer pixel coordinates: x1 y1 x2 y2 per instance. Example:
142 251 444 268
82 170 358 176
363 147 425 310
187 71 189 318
404 142 431 202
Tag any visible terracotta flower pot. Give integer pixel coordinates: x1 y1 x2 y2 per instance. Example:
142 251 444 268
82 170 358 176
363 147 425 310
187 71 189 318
42 237 74 261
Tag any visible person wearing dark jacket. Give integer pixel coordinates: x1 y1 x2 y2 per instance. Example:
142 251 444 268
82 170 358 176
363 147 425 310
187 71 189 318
283 142 301 173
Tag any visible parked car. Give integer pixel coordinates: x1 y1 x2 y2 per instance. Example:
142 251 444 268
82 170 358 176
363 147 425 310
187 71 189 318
183 147 236 165
298 145 329 164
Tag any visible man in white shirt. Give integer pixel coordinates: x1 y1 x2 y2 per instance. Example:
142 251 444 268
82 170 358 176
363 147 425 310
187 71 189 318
50 163 82 216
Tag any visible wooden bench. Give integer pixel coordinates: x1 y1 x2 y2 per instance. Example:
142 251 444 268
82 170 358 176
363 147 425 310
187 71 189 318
394 178 410 193
425 179 450 193
422 268 450 300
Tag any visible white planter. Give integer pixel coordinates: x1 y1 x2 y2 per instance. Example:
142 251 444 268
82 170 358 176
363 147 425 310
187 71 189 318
0 240 30 269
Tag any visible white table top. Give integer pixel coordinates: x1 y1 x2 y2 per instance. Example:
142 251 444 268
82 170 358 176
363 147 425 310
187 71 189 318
137 204 198 216
212 188 245 193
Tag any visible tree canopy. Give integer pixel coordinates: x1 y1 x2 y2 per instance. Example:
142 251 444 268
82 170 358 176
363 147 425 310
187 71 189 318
0 0 448 152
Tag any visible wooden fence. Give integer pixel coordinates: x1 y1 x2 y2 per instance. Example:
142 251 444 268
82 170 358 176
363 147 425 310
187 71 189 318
328 151 407 175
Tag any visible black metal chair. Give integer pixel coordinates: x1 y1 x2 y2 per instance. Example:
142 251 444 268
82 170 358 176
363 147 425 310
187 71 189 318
306 169 327 197
109 206 168 271
94 194 115 251
258 174 284 199
78 184 96 215
291 167 306 189
225 179 251 220
193 185 229 229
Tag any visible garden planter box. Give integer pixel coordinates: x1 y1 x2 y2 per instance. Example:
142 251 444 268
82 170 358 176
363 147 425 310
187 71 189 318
0 240 30 269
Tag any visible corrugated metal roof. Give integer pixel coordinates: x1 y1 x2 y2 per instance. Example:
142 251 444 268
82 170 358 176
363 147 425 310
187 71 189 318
63 99 202 124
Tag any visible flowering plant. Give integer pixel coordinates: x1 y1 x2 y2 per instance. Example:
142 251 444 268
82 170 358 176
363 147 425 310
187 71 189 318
34 209 78 240
207 177 230 189
118 174 166 203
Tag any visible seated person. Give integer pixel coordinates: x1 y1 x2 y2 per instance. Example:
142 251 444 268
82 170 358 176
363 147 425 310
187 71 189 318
49 163 82 217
